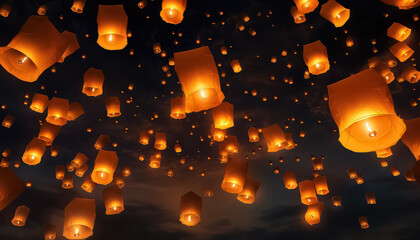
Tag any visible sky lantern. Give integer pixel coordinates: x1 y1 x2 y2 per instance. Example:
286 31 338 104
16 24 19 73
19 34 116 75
356 173 364 184
67 163 75 172
380 0 419 10
376 147 392 158
121 166 131 177
44 224 56 240
221 157 248 193
180 191 202 227
174 46 225 113
347 167 357 179
312 158 323 170
67 102 85 121
237 178 260 204
97 5 128 50
50 145 59 157
55 165 65 180
38 122 61 146
22 137 46 165
230 60 242 73
94 134 110 150
149 154 161 168
368 57 380 68
160 0 187 25
0 16 67 82
92 150 118 185
220 136 239 154
46 97 69 126
105 97 121 117
290 6 306 24
30 94 49 113
320 0 350 27
263 124 287 152
71 153 89 169
113 172 125 188
346 36 354 47
299 180 318 205
332 196 341 206
284 133 295 149
154 132 167 150
390 166 400 176
373 62 395 83
303 40 330 75
211 124 225 142
204 187 214 197
401 66 419 83
221 46 228 55
366 192 376 204
313 175 329 195
327 68 406 154
82 174 96 193
170 97 186 119
402 118 420 160
103 185 124 215
293 0 319 13
138 0 147 9
139 130 150 145
1 158 10 168
359 216 369 229
212 102 234 129
174 144 182 153
2 114 15 128
389 42 414 62
282 171 298 189
0 167 24 211
305 202 324 225
63 198 96 240
62 174 74 189
153 43 161 54
37 4 47 15
0 4 11 17
2 148 11 158
71 0 86 13
248 127 259 142
83 68 104 97
405 170 416 182
57 31 80 63
387 23 411 42
11 205 30 227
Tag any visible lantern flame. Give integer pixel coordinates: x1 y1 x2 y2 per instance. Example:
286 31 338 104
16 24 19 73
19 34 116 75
365 122 377 137
74 227 79 237
167 8 178 18
18 56 28 65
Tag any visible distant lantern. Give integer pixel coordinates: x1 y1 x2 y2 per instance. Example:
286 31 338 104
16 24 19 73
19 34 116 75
121 166 131 177
46 97 69 126
58 31 80 63
290 6 306 24
138 0 148 9
170 97 186 119
22 137 46 165
0 16 68 82
248 127 259 142
55 165 65 180
0 167 24 211
237 178 260 204
262 124 287 152
387 23 411 42
346 36 354 47
160 0 187 25
211 124 226 142
97 5 128 50
366 192 376 204
30 94 49 113
347 167 357 179
38 122 61 146
154 132 167 150
0 4 11 17
149 154 161 168
114 172 125 188
390 166 400 176
327 69 406 153
37 4 47 15
332 196 341 206
303 40 330 75
221 157 248 193
63 198 96 240
11 205 30 226
389 42 414 62
1 158 10 167
2 114 15 128
230 60 242 73
282 171 298 189
299 180 318 205
402 118 420 160
219 136 239 154
83 68 104 97
359 216 369 229
174 144 182 153
94 134 110 150
313 175 329 195
71 153 89 169
179 191 201 226
103 185 124 215
82 174 96 193
320 0 350 27
380 0 419 10
212 102 234 129
2 148 11 158
376 147 392 158
71 0 86 13
139 130 150 145
293 0 319 14
312 158 323 170
405 170 416 182
356 173 364 184
50 145 59 157
401 66 419 83
105 97 121 117
67 102 84 121
62 174 74 189
373 62 395 83
221 46 228 55
174 46 225 113
153 43 161 54
44 224 56 240
305 202 324 225
91 150 118 185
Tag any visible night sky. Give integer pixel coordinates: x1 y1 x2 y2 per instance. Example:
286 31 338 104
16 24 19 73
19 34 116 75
0 0 420 239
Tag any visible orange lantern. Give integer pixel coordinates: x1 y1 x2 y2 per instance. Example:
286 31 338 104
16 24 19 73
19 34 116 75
38 122 61 146
262 124 287 152
347 167 357 179
211 124 225 142
71 0 86 13
332 196 341 206
154 132 167 150
346 36 354 47
2 148 11 157
373 62 395 83
81 174 96 193
204 187 214 197
282 171 298 189
299 180 318 205
103 185 124 215
160 0 187 25
67 102 85 121
170 97 186 119
22 137 46 165
75 165 88 177
55 165 65 180
57 31 80 63
219 136 239 154
139 130 150 145
1 158 10 168
356 173 364 184
405 170 416 182
113 172 125 188
121 166 131 177
0 167 24 211
220 46 228 55
105 97 121 117
248 127 259 142
303 40 330 75
44 224 56 240
376 147 392 158
366 192 376 204
46 97 69 126
212 102 234 129
149 154 161 168
380 0 419 10
312 158 323 170
91 150 119 185
62 174 74 189
30 94 49 113
230 60 242 73
320 0 350 27
389 42 414 62
63 198 96 240
138 0 148 9
37 4 47 15
179 191 201 226
284 133 295 149
390 166 400 176
290 6 306 24
11 205 30 226
221 157 248 193
50 145 59 157
387 23 411 42
174 144 182 153
0 4 11 17
293 0 319 13
94 134 110 150
305 202 324 225
97 5 128 50
1 114 15 128
402 118 420 160
359 216 369 229
401 66 419 83
83 68 104 97
313 175 329 195
237 178 260 204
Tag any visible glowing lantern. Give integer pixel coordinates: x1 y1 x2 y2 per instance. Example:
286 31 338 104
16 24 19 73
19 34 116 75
91 150 118 185
55 165 65 180
387 23 411 42
284 133 295 149
38 122 61 146
67 102 84 121
81 174 96 193
219 136 239 154
293 0 319 14
262 124 287 152
359 216 369 229
174 46 225 113
58 31 79 63
389 42 414 62
366 192 376 204
305 202 324 225
71 0 86 13
373 62 395 83
38 4 47 15
11 205 30 226
160 0 187 25
346 36 354 47
401 118 420 160
303 40 330 75
211 124 225 142
405 170 416 182
138 0 147 9
212 102 234 129
154 132 167 150
2 148 11 157
121 166 131 177
46 97 69 126
237 178 260 204
44 224 56 240
62 174 74 189
248 127 259 142
94 134 110 150
139 130 150 145
347 167 357 179
170 97 186 119
230 60 242 73
50 145 59 157
380 0 419 10
174 144 182 153
63 198 96 240
97 5 128 50
401 66 419 83
22 137 46 165
313 175 329 195
356 173 364 184
221 46 228 55
0 167 24 211
113 172 125 188
282 171 298 189
320 0 350 27
204 187 214 197
2 114 14 128
221 157 248 193
75 165 88 178
149 154 161 168
83 68 104 97
299 180 318 205
103 185 124 215
1 158 10 168
332 196 341 206
105 97 121 117
376 147 392 158
291 6 306 24
0 4 11 17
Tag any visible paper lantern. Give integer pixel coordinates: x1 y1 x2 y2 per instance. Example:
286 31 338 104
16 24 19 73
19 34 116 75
0 4 11 17
230 60 242 73
237 178 260 204
387 23 411 42
62 174 74 189
220 46 228 55
44 224 56 240
221 157 248 193
174 46 225 113
2 148 11 158
179 191 201 226
67 102 84 121
83 68 104 97
299 180 318 205
71 0 86 13
212 102 234 129
305 202 324 225
67 163 75 172
219 136 239 154
103 185 124 215
313 175 329 195
1 158 10 168
263 124 287 152
401 118 420 160
37 4 47 15
121 166 131 177
204 187 214 197
30 94 49 113
38 122 61 146
2 114 15 128
248 127 259 142
105 97 121 117
390 166 400 176
50 145 59 157
211 124 225 142
174 144 182 153
291 6 306 24
139 130 150 145
170 97 186 119
55 165 65 180
94 134 110 150
22 137 46 165
303 40 330 75
113 172 125 188
347 167 357 179
75 164 88 177
327 69 406 153
91 150 118 185
375 147 392 158
293 0 319 14
284 133 295 149
0 16 67 82
389 42 414 62
0 167 24 211
320 0 350 27
149 154 161 168
346 36 354 47
365 192 376 204
282 171 298 189
11 205 30 226
81 174 96 193
138 0 148 9
160 0 187 25
373 62 395 83
332 196 341 206
154 132 167 150
46 97 69 126
57 31 79 63
380 0 419 10
359 216 369 229
356 173 364 184
401 66 419 83
63 198 96 240
97 5 128 50
405 170 416 182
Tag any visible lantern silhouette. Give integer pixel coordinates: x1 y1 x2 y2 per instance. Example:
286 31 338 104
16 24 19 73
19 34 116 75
248 127 259 142
282 171 298 189
82 174 96 193
212 102 234 129
160 0 187 25
0 4 11 17
149 154 161 168
332 196 341 206
91 150 118 185
38 122 61 146
103 185 124 215
67 102 84 121
366 192 376 204
320 0 350 27
220 136 239 154
401 66 419 83
179 191 202 226
62 174 74 189
46 97 69 126
44 224 56 240
237 178 260 204
55 165 65 180
291 6 306 24
220 46 228 55
211 124 225 142
374 62 395 83
402 118 420 160
97 5 128 50
174 46 225 113
2 114 15 128
120 166 130 177
0 167 24 211
305 202 324 225
94 134 110 150
113 172 125 188
389 42 414 62
58 31 79 63
71 0 86 13
11 205 30 226
75 165 88 177
154 132 167 150
22 137 46 165
359 216 369 229
105 97 121 117
83 68 104 97
293 0 319 14
170 97 186 119
221 157 248 193
139 130 150 145
63 198 96 240
299 180 318 205
375 147 392 158
387 23 411 42
380 0 419 10
67 163 75 173
262 124 287 152
347 167 357 179
327 69 406 153
303 40 330 75
313 175 329 195
1 158 10 168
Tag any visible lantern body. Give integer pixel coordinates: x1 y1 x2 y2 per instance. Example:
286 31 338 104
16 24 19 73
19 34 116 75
97 5 128 50
103 185 124 215
154 132 167 150
219 136 239 154
71 0 86 13
327 69 406 153
284 133 295 149
2 114 15 128
401 66 419 83
44 224 56 240
139 130 150 145
58 31 79 63
405 170 416 182
62 174 74 189
389 42 414 62
305 202 324 225
356 173 364 184
237 178 260 204
105 97 121 117
149 154 161 168
313 175 329 195
293 0 319 14
174 46 225 113
0 167 24 211
179 191 202 226
347 167 357 179
291 6 306 24
46 97 69 126
113 172 125 188
282 171 298 189
374 62 395 83
303 40 330 75
30 94 49 113
230 60 242 73
160 0 187 25
174 144 182 153
221 157 248 193
380 0 420 10
212 102 234 129
2 148 11 158
204 187 214 197
332 196 341 206
50 145 59 157
320 0 350 27
55 165 65 180
38 122 61 146
11 205 30 226
262 124 287 152
376 147 392 158
75 164 88 177
170 97 186 119
359 216 369 229
211 124 225 142
402 118 420 160
366 192 376 204
82 174 96 193
67 102 84 121
299 180 318 205
387 23 411 42
346 36 354 47
22 137 46 165
83 68 104 97
63 198 96 240
94 134 110 150
91 150 118 185
248 127 259 142
0 4 11 17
